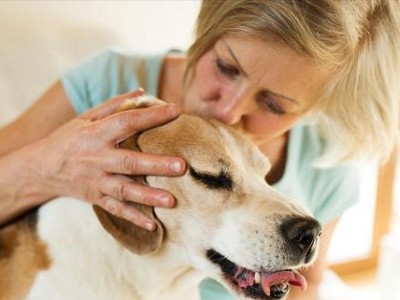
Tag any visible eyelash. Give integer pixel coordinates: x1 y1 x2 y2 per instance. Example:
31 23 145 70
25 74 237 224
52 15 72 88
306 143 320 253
257 93 286 116
216 58 240 79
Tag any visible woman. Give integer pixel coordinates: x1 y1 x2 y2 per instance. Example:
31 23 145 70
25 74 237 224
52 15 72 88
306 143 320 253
1 1 399 299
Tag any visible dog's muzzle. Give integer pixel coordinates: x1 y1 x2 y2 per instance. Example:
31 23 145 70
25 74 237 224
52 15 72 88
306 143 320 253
206 216 321 300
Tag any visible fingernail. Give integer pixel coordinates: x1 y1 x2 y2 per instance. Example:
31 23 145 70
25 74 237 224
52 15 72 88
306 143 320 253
170 160 183 174
160 195 173 207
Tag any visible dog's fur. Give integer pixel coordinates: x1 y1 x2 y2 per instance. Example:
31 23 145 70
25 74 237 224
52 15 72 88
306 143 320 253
0 97 320 300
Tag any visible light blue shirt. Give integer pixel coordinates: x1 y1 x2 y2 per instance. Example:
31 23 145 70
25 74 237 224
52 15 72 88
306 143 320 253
61 48 360 299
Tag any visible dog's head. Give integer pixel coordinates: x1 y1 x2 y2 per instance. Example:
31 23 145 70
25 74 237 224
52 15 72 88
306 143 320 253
94 96 322 300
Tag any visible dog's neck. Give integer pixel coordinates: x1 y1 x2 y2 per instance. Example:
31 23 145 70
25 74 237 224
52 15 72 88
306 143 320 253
91 212 206 298
123 242 206 299
34 198 206 300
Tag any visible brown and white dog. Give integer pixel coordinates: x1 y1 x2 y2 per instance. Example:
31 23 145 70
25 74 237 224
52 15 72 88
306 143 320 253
0 97 321 300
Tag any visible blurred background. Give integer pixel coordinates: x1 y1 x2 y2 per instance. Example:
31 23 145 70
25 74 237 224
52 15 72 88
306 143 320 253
0 1 399 299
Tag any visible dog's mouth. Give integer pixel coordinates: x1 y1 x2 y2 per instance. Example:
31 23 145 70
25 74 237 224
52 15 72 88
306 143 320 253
206 249 307 300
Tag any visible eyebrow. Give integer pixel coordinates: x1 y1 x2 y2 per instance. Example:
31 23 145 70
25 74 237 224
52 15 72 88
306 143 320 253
220 39 300 105
221 39 248 77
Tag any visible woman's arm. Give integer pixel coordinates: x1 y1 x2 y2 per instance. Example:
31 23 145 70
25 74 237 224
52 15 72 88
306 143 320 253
0 81 77 224
288 219 339 300
0 81 77 157
0 82 186 229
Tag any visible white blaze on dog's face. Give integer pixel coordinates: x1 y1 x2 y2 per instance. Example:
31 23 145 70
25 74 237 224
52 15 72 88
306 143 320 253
138 114 322 300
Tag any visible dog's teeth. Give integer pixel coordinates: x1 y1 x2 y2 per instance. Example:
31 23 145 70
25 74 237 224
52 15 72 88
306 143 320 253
254 272 261 284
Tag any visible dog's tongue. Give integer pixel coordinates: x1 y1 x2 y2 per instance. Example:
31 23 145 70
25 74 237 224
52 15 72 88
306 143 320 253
261 270 307 296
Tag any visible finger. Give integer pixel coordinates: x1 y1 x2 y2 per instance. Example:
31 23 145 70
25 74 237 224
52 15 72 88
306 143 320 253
102 149 186 176
83 89 145 120
99 196 157 231
99 175 176 207
98 103 181 142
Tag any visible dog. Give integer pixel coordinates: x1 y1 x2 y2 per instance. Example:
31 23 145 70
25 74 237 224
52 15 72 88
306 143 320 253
0 96 321 300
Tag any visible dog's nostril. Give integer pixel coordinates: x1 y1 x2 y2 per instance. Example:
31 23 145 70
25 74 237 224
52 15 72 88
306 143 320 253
280 217 322 256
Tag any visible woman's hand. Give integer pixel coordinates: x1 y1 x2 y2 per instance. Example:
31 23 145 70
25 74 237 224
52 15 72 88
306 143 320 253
34 89 186 230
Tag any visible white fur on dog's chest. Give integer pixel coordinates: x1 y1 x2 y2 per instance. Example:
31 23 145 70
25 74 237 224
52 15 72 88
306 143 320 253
27 197 204 300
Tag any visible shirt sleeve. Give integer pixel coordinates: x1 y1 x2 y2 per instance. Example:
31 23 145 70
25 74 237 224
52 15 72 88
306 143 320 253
60 48 141 114
199 278 234 300
273 124 361 225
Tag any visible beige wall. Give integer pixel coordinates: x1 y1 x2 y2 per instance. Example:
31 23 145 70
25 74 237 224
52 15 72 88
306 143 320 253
0 1 200 52
0 1 200 125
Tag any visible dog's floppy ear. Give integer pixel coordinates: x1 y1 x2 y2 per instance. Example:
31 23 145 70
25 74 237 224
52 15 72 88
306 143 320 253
93 95 165 255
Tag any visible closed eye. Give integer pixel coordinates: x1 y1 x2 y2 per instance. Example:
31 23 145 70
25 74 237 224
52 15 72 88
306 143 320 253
216 58 240 79
257 91 286 115
189 166 233 191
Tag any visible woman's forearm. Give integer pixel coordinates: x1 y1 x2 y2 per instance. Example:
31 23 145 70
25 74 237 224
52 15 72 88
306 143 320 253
0 142 52 226
0 82 78 226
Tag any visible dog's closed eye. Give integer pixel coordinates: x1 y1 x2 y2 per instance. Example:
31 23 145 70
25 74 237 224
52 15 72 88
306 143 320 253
189 166 233 191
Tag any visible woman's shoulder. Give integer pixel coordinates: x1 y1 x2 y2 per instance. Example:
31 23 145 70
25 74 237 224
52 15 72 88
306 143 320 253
288 122 357 177
71 47 165 85
60 47 166 113
290 123 322 156
277 123 360 224
80 47 160 65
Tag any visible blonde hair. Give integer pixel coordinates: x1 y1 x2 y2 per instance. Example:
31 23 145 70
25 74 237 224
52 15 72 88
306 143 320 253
186 0 400 166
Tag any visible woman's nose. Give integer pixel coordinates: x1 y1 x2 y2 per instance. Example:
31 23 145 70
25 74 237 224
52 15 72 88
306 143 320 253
211 96 254 125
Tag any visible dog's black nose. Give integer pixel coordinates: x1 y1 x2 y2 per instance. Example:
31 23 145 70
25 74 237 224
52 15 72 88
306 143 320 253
280 217 322 262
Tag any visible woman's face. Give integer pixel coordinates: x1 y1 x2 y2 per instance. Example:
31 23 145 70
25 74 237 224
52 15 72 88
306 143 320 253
183 34 329 147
